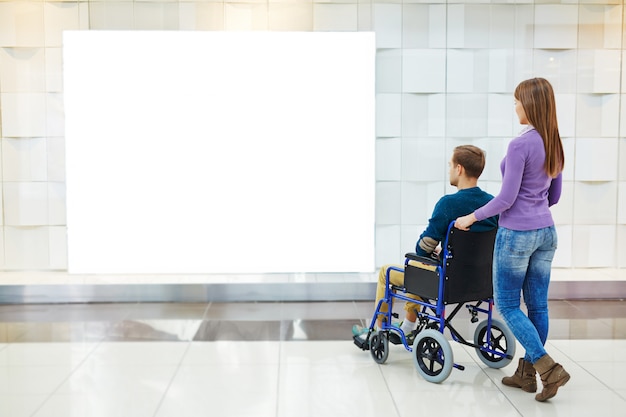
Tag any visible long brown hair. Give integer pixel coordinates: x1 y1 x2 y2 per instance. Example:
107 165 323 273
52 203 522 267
514 78 564 177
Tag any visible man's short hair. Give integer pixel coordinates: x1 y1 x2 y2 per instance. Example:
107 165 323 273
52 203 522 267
453 145 486 179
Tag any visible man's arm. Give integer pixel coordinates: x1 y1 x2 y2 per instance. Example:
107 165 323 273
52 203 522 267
415 198 449 257
417 236 439 255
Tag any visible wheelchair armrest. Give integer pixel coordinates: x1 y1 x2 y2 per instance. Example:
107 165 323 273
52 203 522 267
405 252 439 267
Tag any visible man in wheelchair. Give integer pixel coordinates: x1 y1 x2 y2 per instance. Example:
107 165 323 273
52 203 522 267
353 145 498 345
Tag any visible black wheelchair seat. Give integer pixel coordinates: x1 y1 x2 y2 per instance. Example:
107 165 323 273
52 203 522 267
404 225 497 304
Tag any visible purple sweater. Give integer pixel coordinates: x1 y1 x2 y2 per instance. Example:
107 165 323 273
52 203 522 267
474 127 562 231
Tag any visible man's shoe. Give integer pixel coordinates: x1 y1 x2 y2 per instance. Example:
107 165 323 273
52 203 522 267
388 330 415 346
352 324 369 337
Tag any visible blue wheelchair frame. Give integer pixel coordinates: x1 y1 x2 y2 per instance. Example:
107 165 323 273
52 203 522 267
354 221 515 383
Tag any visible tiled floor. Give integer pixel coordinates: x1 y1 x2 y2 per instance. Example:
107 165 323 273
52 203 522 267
0 299 624 417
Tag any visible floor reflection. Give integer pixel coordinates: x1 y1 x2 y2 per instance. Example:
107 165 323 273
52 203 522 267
0 300 623 343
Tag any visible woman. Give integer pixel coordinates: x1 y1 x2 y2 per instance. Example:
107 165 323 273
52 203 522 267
455 78 569 402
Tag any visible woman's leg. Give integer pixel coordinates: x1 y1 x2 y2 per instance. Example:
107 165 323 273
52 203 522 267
493 228 547 363
525 228 570 402
523 226 557 347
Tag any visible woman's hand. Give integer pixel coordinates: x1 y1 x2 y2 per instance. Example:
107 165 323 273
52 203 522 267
455 213 477 231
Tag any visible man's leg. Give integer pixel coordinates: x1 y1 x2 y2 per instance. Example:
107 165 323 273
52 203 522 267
400 261 431 337
374 264 405 328
353 264 405 336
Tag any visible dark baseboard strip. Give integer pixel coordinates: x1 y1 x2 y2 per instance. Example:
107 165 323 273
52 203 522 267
548 280 626 300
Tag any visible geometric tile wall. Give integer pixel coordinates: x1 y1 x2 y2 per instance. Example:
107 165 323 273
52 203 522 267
0 0 624 271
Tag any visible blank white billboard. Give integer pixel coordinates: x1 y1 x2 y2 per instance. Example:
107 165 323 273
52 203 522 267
63 31 375 274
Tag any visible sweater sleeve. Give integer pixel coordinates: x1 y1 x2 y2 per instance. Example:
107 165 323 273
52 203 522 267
548 173 562 207
474 140 525 221
415 198 450 256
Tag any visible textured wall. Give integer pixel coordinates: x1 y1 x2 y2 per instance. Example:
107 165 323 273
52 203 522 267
0 0 624 271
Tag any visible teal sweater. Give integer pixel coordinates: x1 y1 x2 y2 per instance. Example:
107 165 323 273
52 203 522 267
415 187 498 257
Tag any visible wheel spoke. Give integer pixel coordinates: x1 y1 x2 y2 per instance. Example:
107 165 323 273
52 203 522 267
369 333 389 364
421 338 443 373
413 329 453 383
473 319 515 369
489 329 506 353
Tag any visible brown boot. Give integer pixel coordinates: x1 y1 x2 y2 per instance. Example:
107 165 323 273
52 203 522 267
502 358 537 393
534 354 570 402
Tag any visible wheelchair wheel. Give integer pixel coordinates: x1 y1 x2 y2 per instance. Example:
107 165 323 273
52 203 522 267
412 329 453 383
473 319 515 369
370 332 389 364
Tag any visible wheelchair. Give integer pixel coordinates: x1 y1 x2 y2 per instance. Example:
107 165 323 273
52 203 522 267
354 221 515 383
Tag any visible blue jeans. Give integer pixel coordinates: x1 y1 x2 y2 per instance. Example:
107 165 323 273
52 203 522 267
493 226 557 364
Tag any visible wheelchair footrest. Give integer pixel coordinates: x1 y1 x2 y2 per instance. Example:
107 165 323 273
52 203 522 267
353 335 370 350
